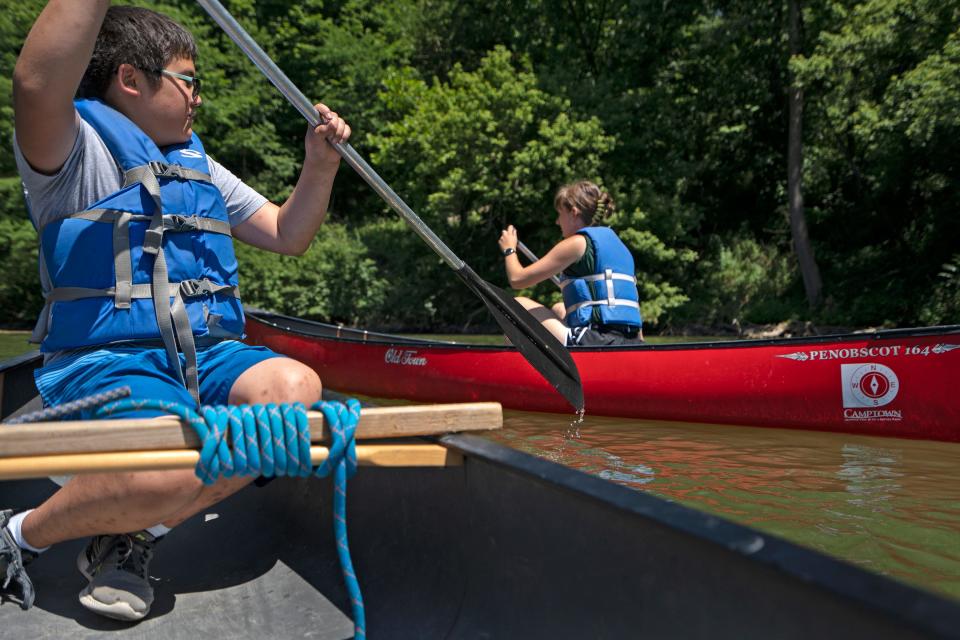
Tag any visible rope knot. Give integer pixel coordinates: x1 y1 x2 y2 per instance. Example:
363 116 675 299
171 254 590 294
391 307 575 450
312 399 361 480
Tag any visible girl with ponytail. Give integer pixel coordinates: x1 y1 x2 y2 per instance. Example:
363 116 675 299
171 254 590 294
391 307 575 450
497 181 644 346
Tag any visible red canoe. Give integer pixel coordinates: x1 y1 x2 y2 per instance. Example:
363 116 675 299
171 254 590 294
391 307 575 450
244 309 960 442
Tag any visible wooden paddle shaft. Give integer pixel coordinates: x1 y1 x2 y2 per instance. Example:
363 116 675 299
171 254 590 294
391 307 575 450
0 444 463 480
0 402 501 458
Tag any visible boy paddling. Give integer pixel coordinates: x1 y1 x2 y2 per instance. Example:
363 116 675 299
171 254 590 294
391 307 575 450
0 1 350 621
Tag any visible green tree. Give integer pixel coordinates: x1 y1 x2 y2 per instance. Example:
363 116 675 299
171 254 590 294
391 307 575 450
0 0 46 175
794 0 960 324
0 214 43 326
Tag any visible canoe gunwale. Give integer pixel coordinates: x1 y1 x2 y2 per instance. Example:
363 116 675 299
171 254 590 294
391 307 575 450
246 307 960 353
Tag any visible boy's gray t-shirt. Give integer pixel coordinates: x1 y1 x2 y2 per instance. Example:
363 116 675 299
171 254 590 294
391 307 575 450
14 115 267 231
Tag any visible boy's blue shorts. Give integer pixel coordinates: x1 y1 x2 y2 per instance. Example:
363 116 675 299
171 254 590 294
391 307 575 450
35 340 284 419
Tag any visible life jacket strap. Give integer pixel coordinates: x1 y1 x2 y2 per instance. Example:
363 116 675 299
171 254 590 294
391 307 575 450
565 298 641 314
559 270 637 289
129 162 196 403
562 268 639 313
163 214 231 235
41 209 231 236
113 212 134 309
43 279 241 303
123 162 212 188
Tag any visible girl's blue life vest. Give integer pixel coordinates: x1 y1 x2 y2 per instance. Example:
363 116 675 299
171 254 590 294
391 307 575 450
31 98 245 404
560 226 642 329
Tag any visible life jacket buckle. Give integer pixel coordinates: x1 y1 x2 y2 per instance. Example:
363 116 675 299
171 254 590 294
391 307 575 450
147 160 170 176
167 215 191 231
142 228 164 255
179 279 203 297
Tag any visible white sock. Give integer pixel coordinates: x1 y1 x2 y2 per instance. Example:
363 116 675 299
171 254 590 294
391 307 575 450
6 509 49 554
145 523 172 538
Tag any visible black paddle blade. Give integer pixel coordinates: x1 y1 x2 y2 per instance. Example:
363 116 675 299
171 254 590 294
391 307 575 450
455 265 584 411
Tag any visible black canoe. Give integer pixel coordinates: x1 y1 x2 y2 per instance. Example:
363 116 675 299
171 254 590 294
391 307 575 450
0 351 958 639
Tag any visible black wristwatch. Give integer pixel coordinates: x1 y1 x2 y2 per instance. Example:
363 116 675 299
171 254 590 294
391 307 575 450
502 247 516 257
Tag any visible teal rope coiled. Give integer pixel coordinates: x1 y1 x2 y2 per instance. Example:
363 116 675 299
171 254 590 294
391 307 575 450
96 397 366 639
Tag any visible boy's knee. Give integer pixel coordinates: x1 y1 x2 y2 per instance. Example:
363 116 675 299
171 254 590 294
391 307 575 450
274 363 322 403
230 358 321 406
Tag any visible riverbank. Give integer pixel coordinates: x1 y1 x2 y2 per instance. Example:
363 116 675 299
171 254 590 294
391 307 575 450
660 319 867 340
0 332 31 360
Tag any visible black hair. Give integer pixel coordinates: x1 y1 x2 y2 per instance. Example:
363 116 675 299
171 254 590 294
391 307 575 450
77 6 198 99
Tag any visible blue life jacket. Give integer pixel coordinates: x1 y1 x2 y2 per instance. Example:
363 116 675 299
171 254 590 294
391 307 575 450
33 98 244 404
560 226 642 329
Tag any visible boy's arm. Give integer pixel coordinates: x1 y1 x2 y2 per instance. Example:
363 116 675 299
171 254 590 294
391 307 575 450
13 0 110 175
232 104 350 255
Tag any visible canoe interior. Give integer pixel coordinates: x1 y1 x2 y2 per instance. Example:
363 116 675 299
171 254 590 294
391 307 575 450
2 353 959 638
3 445 960 639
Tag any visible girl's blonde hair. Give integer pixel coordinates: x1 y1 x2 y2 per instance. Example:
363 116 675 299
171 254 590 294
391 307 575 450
553 181 615 226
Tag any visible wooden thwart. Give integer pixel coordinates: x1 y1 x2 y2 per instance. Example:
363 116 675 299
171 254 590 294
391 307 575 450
0 402 501 458
0 444 463 480
0 402 497 479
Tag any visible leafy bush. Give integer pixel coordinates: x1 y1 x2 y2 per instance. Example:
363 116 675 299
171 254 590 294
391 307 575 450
607 206 696 326
919 254 960 325
236 223 387 325
0 176 28 220
0 217 42 327
682 234 796 326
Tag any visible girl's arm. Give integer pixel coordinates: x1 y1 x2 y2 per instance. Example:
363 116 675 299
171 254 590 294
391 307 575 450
499 225 586 289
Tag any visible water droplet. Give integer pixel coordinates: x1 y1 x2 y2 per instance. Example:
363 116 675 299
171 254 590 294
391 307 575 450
565 406 586 440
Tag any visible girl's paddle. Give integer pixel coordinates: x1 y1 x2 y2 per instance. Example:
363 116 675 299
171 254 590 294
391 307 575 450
517 241 563 287
195 0 582 411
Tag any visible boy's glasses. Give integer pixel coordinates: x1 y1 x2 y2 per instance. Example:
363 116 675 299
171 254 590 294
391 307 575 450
155 69 202 99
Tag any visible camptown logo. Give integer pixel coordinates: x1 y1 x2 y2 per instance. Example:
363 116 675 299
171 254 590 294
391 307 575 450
843 408 903 421
384 348 427 366
841 363 901 421
179 149 203 159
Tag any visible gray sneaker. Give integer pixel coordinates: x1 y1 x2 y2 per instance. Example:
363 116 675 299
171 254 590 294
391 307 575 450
77 531 158 621
0 509 36 610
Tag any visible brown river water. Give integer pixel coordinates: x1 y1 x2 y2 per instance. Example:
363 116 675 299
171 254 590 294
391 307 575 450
483 411 960 601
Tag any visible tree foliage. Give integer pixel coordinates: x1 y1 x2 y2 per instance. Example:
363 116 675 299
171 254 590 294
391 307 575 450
236 223 387 324
794 0 960 324
0 0 957 330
